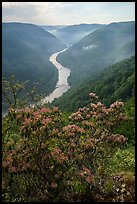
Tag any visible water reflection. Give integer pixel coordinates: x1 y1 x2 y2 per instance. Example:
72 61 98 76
2 48 71 117
42 48 71 103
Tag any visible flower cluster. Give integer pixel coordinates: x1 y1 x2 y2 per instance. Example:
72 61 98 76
63 124 85 137
89 92 98 100
107 134 128 144
110 101 124 109
79 166 94 184
2 92 130 202
51 147 68 164
69 111 83 121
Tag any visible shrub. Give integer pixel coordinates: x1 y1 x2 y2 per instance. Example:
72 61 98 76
3 92 134 202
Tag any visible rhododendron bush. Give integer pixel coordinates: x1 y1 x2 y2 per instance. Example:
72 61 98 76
2 92 132 202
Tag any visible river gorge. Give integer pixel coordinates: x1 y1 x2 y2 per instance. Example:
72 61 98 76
42 47 71 104
2 47 71 117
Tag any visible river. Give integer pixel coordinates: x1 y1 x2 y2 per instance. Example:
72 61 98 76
2 47 71 117
41 47 71 104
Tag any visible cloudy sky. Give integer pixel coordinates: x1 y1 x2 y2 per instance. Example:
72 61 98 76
2 2 135 25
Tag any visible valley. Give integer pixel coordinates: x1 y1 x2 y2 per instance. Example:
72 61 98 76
2 3 135 201
41 47 71 104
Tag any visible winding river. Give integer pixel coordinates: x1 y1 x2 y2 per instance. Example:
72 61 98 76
2 47 71 117
42 47 71 104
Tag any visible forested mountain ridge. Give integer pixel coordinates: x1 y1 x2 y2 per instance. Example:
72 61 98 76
57 21 135 85
2 22 66 111
42 23 105 45
52 56 135 112
2 22 135 203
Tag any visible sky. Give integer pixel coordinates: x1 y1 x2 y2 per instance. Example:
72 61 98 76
2 2 135 26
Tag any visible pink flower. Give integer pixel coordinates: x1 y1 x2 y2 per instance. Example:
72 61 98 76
82 121 95 127
97 102 104 107
79 171 84 177
24 108 32 113
83 166 91 175
40 107 51 113
23 118 31 125
42 118 52 126
16 114 22 119
110 101 124 109
89 93 98 100
90 103 97 110
86 114 91 119
8 166 16 172
53 107 59 112
32 111 41 121
70 142 76 147
63 124 85 134
86 175 93 184
69 111 83 121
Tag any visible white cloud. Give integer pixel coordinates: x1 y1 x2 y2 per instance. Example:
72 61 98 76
2 2 74 25
2 2 135 25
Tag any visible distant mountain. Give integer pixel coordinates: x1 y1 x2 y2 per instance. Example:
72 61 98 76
57 21 135 85
41 23 105 45
2 22 66 90
52 56 135 112
2 22 66 111
41 25 66 32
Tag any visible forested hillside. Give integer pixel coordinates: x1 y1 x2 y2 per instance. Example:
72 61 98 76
2 23 135 204
2 2 135 202
52 56 135 112
2 22 66 112
57 21 135 85
2 86 135 202
42 23 105 45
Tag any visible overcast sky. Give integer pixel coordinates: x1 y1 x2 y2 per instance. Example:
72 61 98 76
2 2 135 25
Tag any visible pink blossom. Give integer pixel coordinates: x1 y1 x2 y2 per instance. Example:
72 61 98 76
86 175 93 184
42 118 52 126
23 118 31 125
53 107 59 112
82 121 95 127
83 166 91 175
90 103 97 108
16 114 22 119
32 111 41 121
70 142 76 147
40 107 51 113
110 101 124 109
86 114 91 119
63 124 85 134
51 147 68 163
89 92 98 100
97 102 104 107
69 111 83 121
79 171 84 177
9 166 16 172
79 107 89 112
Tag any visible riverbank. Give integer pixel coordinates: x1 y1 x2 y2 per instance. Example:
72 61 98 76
42 47 71 103
2 47 71 117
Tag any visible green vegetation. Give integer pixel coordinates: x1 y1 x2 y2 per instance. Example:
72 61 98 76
2 22 66 112
57 21 135 85
2 21 135 202
53 56 135 143
2 80 135 201
53 56 135 112
42 23 105 45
